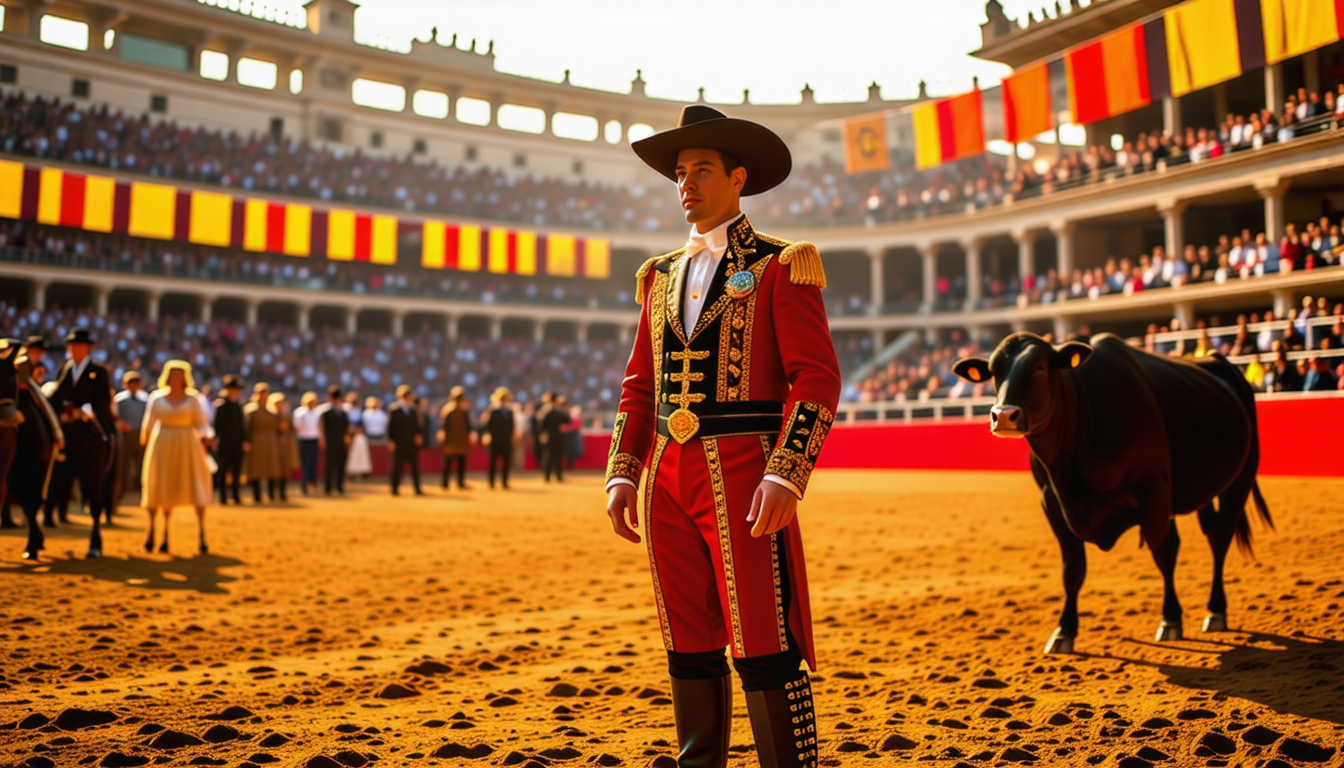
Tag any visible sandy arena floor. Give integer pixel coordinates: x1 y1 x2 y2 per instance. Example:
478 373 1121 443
1 469 1341 768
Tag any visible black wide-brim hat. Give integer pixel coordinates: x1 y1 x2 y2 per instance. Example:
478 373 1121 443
632 105 791 196
65 328 96 345
24 335 47 350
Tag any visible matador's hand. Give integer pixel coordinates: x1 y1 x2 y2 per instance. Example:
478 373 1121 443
747 480 798 538
606 483 641 543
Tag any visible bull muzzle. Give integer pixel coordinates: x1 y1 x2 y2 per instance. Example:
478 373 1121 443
989 404 1027 437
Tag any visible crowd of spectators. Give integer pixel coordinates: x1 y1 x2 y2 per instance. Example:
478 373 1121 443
847 294 1344 404
0 302 629 423
3 84 1339 233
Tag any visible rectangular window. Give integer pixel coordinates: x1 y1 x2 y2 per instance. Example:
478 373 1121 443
497 104 545 134
237 57 278 90
318 117 343 142
119 33 189 71
351 78 405 112
465 146 478 161
289 69 303 95
455 97 491 127
71 79 89 98
269 118 284 142
513 153 526 168
1 65 18 84
39 15 89 51
370 131 384 148
412 89 449 119
150 95 167 113
553 112 598 142
0 6 7 33
413 139 427 154
199 50 229 82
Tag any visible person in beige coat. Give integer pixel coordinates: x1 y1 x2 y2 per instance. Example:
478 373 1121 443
243 382 281 503
437 385 474 489
269 391 298 501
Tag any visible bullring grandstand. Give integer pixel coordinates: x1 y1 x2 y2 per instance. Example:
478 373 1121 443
0 0 1341 426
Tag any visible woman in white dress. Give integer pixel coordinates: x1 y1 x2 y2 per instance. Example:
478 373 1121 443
345 393 373 478
141 360 213 555
360 396 388 477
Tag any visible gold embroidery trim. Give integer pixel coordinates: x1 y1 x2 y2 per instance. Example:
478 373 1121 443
606 452 643 483
687 246 771 344
702 437 745 656
769 532 788 651
644 435 674 651
765 401 833 495
650 270 667 408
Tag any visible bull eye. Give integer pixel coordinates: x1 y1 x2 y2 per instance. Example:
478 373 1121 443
968 368 981 382
1071 353 1081 368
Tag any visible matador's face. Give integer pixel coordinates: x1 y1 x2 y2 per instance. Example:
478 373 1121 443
674 147 745 230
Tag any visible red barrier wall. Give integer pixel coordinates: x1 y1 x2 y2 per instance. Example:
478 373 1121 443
357 398 1339 479
819 396 1344 477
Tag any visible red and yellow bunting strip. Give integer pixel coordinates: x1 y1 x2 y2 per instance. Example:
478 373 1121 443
912 89 985 171
0 159 610 279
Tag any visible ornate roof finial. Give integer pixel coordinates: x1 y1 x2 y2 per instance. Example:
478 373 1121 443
800 82 814 104
972 75 980 90
631 69 646 97
697 86 706 103
563 68 570 85
487 39 494 55
867 80 881 102
918 79 928 99
742 88 750 104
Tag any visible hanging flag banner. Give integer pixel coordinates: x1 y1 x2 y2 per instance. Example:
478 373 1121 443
912 90 985 170
842 113 890 174
1003 62 1053 143
1260 0 1344 64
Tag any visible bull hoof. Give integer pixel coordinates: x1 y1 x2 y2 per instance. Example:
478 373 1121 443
1044 628 1075 655
1155 620 1184 642
1202 613 1228 633
86 548 102 559
21 550 39 561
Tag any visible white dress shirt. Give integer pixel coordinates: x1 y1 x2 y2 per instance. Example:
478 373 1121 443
292 406 322 440
607 214 801 500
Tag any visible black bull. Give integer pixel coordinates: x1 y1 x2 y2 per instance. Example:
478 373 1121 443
954 333 1273 654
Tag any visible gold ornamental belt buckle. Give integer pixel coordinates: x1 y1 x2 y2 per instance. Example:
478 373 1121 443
666 408 699 444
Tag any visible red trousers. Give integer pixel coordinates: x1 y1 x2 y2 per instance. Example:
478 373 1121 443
643 433 815 669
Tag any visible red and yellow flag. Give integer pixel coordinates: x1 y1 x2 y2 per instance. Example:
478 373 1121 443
912 90 985 171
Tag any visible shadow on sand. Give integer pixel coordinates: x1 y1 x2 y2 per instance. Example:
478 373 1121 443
1100 630 1344 725
0 551 245 595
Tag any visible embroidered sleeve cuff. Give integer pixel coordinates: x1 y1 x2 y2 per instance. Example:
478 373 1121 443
765 401 835 498
605 452 644 485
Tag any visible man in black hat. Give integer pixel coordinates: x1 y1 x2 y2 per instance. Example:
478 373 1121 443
22 336 48 368
387 384 424 496
319 385 350 496
603 105 841 768
213 375 246 505
48 328 117 557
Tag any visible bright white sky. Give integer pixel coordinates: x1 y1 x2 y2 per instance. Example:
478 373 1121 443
330 0 1073 103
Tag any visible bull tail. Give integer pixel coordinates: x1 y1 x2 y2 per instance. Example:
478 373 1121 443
1234 479 1274 556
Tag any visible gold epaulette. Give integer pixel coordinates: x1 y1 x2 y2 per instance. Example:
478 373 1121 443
635 249 684 305
779 241 826 289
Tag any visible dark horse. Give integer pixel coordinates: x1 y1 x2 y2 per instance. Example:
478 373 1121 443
953 333 1273 653
0 344 62 560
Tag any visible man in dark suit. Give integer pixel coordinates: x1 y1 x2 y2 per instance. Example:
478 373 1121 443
531 390 553 470
540 394 569 483
319 385 350 496
47 328 115 557
387 385 423 496
213 375 246 505
484 387 516 490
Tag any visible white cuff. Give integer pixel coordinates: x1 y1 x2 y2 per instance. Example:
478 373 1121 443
605 477 637 493
762 473 802 499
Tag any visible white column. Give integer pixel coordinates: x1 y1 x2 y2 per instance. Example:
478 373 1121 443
1157 198 1189 259
1303 50 1320 96
1162 96 1182 137
345 308 358 335
391 310 406 337
963 238 983 311
297 303 312 333
445 314 459 342
145 290 162 322
1052 316 1075 342
575 322 590 345
31 280 49 312
871 328 885 354
1256 178 1292 243
1051 221 1075 278
1010 319 1028 334
867 247 886 314
619 325 633 346
1271 289 1294 320
919 244 937 314
532 320 546 345
489 318 503 343
1264 63 1284 114
94 286 111 316
1173 301 1195 332
200 297 214 323
1013 228 1036 284
245 299 260 328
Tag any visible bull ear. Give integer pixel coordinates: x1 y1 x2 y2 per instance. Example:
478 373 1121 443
1051 341 1093 370
952 357 992 384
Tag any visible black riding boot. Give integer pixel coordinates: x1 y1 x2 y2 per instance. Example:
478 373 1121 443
0 499 15 529
744 670 817 768
670 674 731 768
